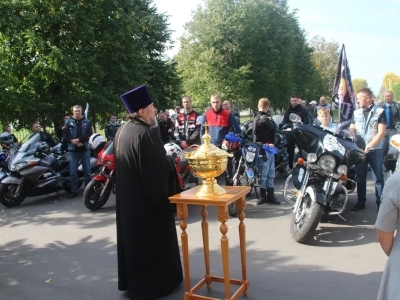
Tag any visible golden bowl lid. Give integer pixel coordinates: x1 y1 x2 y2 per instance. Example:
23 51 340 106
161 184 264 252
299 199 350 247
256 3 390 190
184 123 233 159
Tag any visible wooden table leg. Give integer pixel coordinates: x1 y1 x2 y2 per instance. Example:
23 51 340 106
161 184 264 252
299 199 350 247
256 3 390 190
200 205 212 290
236 196 248 296
217 205 230 300
176 203 191 296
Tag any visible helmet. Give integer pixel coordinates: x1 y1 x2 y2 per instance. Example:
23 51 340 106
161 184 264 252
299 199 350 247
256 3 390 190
36 142 50 154
89 133 106 153
222 133 241 153
0 132 14 145
164 142 184 161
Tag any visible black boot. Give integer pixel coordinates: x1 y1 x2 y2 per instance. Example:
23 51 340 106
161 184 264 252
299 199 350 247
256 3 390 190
256 188 267 205
266 188 280 205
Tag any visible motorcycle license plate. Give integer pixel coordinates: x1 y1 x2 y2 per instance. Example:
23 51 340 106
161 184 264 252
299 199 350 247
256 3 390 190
245 152 256 162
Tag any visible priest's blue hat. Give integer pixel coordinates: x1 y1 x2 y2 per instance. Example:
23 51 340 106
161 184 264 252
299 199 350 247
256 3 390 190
120 85 153 113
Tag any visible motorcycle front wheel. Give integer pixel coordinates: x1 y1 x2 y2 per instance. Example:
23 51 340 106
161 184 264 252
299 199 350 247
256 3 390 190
0 183 28 208
83 180 111 211
290 192 323 243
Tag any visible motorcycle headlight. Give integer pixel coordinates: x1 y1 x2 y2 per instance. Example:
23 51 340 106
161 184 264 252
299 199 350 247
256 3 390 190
307 153 317 163
10 162 28 171
245 151 256 162
337 165 348 175
318 155 336 171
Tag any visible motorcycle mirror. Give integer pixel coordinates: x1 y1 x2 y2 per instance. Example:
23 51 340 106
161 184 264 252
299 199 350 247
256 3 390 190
289 113 301 123
354 134 366 150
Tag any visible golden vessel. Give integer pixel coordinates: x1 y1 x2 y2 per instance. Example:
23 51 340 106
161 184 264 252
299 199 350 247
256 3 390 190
184 123 233 197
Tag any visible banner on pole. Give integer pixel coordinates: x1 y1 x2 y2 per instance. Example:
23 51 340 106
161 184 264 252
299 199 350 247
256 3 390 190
332 44 356 134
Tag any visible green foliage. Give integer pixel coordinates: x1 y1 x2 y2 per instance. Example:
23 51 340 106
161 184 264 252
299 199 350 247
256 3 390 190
175 0 318 111
391 82 400 101
352 78 368 93
308 36 340 98
0 0 181 130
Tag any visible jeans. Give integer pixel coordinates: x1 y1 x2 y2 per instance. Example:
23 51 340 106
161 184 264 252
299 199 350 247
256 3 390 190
69 150 92 193
257 152 275 189
355 148 384 205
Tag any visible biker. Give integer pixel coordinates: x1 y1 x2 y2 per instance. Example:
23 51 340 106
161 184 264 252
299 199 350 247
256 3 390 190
282 95 310 170
31 122 57 147
175 96 201 148
105 115 120 141
253 98 280 205
0 132 15 150
378 91 400 158
200 94 241 185
158 112 175 144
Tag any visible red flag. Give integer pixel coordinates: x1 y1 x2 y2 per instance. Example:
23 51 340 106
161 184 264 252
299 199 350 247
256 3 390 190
332 44 356 134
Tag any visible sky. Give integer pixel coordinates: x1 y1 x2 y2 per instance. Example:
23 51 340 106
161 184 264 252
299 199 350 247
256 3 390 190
152 0 400 95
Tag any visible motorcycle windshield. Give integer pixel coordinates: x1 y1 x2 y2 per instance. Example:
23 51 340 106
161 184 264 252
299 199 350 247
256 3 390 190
9 133 41 166
293 124 365 164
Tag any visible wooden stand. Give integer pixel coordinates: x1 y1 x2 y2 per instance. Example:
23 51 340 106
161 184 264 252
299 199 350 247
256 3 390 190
169 185 251 300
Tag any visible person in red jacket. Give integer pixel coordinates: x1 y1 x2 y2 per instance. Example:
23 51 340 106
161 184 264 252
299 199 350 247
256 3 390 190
201 94 241 185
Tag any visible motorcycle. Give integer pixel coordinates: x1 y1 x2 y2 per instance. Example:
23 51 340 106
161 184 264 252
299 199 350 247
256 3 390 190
0 150 10 182
164 140 199 191
241 118 290 178
83 139 115 211
225 133 277 217
384 123 400 176
283 114 366 243
0 133 99 208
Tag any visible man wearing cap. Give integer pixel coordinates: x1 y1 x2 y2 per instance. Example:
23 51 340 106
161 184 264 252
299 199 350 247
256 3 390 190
309 100 318 121
115 85 183 299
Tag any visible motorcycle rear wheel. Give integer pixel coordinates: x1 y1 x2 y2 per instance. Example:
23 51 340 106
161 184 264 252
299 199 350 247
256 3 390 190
0 183 28 208
83 180 111 211
290 193 323 243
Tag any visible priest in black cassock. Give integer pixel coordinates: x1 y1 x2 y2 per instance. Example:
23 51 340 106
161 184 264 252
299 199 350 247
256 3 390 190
115 85 183 299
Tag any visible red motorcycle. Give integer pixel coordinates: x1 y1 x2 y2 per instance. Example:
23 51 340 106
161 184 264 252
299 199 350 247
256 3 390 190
83 135 115 211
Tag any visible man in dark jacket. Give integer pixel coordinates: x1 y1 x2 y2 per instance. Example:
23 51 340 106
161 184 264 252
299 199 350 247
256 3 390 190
63 105 93 198
104 115 120 141
378 91 400 157
158 112 175 144
116 85 182 299
31 122 56 147
254 98 280 205
282 95 310 169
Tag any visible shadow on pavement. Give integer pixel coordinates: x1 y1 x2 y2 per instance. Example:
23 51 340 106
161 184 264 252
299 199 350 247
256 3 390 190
0 238 381 300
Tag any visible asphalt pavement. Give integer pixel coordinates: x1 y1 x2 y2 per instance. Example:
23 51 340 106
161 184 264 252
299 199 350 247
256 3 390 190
0 172 387 300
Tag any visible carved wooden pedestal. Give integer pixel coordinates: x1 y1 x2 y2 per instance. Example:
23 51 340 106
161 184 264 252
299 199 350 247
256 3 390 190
169 186 251 300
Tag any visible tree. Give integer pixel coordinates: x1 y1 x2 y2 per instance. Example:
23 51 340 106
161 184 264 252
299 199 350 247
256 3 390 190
0 0 179 130
382 72 400 91
352 79 368 93
308 36 340 97
392 82 400 101
175 0 317 111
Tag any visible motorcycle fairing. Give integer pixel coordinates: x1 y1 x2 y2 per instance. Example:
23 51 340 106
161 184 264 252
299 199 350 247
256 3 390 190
245 167 254 179
292 165 306 190
1 175 22 185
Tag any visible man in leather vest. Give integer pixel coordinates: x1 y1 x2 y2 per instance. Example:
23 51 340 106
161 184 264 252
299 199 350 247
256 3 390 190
349 88 386 211
63 105 93 198
253 98 280 205
175 96 201 148
378 91 400 157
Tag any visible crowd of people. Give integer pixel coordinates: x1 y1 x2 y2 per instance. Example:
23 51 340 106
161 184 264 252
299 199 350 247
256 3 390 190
1 85 399 299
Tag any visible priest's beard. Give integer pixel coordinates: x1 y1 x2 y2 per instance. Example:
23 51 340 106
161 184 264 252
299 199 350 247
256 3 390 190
150 117 158 128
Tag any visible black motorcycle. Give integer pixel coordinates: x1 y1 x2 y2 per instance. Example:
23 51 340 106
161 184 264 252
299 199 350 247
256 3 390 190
283 114 366 243
0 133 99 208
384 123 400 176
225 133 277 217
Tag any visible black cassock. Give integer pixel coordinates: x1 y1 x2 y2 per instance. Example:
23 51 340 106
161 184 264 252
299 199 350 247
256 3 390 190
115 118 183 299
